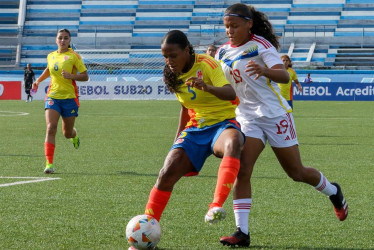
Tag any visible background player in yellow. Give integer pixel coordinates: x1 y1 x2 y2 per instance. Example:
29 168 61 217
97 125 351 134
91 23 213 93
32 29 89 174
278 55 302 109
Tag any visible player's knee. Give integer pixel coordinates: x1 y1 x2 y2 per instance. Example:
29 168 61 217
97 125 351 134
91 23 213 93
223 136 243 157
157 166 179 189
46 123 57 135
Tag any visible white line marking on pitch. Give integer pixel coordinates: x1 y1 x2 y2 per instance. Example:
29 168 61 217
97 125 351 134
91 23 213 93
0 111 29 116
0 176 61 187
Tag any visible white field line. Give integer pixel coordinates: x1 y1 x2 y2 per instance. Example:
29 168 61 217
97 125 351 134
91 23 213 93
0 111 29 116
0 176 61 187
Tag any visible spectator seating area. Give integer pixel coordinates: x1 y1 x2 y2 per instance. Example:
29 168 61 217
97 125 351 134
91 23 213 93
0 0 20 65
1 0 374 69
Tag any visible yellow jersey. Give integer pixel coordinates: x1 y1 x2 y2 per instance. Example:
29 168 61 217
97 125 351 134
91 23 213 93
176 54 239 128
46 48 87 99
278 67 298 101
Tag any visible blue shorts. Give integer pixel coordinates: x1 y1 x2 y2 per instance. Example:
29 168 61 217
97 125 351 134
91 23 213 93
287 100 293 109
45 97 79 117
170 119 243 172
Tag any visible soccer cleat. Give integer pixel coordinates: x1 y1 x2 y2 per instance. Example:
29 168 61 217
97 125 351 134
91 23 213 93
71 134 80 149
205 206 226 224
44 163 55 174
128 246 156 250
329 182 348 221
220 227 250 247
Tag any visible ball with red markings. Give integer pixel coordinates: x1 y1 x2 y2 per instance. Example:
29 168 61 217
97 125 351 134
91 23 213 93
126 215 161 250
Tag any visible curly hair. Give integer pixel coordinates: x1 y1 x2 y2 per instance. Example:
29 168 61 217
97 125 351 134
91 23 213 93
161 30 195 93
225 3 280 50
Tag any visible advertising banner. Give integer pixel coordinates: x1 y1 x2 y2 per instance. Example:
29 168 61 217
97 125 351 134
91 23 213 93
0 81 22 100
293 82 374 101
30 81 177 100
12 81 374 101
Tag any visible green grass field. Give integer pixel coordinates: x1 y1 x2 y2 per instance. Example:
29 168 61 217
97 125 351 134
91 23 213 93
0 100 373 250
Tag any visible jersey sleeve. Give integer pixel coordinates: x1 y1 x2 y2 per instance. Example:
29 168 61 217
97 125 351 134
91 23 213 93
290 69 298 81
73 52 87 73
202 58 229 87
260 46 283 69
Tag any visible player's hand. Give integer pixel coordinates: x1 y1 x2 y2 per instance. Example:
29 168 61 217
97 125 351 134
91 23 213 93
61 69 73 79
32 82 39 90
298 86 302 91
186 77 210 92
245 60 266 80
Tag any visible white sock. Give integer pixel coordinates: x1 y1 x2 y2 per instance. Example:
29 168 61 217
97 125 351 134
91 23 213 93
314 172 337 196
233 198 252 235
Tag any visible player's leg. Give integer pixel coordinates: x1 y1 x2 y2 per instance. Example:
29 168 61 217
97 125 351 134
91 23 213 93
268 112 347 221
144 148 195 221
61 99 80 149
272 145 348 221
205 124 244 224
62 116 79 148
220 137 264 247
44 108 60 173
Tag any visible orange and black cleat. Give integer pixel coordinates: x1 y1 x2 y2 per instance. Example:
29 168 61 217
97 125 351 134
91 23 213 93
329 182 348 221
220 227 250 247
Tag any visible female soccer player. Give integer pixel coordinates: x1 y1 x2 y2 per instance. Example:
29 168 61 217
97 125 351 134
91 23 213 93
215 3 348 247
32 28 89 174
278 54 302 109
143 30 245 226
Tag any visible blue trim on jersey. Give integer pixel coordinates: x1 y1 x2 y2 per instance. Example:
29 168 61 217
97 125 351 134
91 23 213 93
220 49 259 68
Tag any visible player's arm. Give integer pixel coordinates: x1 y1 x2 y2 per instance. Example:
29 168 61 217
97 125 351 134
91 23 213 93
174 105 190 141
246 62 289 83
61 70 88 81
32 67 50 89
294 78 302 91
185 77 236 100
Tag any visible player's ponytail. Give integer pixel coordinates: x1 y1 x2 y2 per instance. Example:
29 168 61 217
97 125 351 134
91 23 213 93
161 30 195 93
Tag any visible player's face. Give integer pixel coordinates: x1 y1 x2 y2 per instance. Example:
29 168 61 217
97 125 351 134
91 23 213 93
56 31 71 52
282 57 290 68
161 43 190 74
224 15 253 46
206 47 216 57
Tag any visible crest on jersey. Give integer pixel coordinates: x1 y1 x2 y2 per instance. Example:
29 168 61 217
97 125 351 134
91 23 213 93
196 69 203 79
64 56 69 61
218 48 226 60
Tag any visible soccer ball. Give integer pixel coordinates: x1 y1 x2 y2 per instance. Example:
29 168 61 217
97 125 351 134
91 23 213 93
126 215 161 250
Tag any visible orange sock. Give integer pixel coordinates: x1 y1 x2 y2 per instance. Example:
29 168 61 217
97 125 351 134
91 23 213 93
45 142 55 164
211 156 240 207
144 186 171 221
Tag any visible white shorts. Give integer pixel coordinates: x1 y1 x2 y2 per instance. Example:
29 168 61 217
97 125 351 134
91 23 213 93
238 113 299 148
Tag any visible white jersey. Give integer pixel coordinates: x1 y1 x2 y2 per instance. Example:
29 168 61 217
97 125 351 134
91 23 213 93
216 34 292 119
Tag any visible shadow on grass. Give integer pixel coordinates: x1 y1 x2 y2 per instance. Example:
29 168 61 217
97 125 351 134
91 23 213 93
0 154 42 157
118 171 285 180
51 171 285 181
302 143 363 146
249 247 365 250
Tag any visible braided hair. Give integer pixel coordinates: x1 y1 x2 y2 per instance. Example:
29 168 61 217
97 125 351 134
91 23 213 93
161 30 195 93
225 3 280 50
